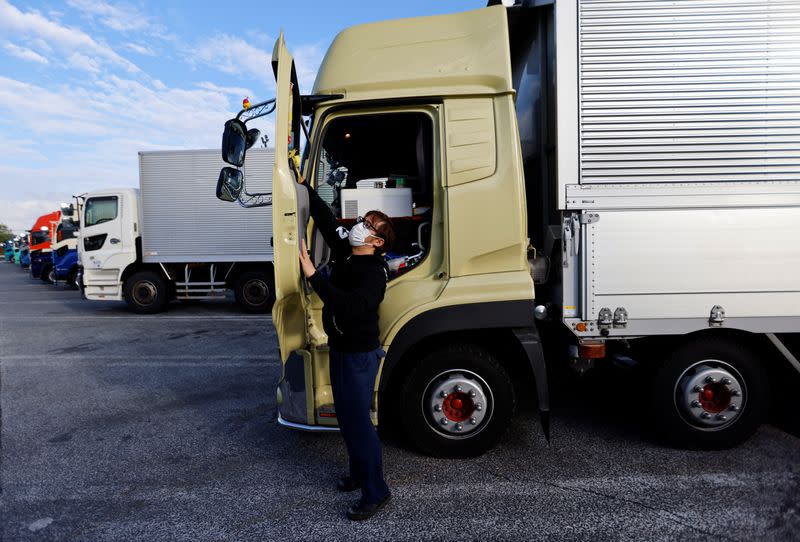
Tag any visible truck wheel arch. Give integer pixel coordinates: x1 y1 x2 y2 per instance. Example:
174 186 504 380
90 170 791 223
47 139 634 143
120 263 167 284
379 301 549 422
225 262 275 286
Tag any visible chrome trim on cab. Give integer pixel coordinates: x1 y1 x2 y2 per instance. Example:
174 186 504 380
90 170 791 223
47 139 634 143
277 413 339 432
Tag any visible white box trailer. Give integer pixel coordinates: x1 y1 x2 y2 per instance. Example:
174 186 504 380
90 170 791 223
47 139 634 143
551 0 800 336
80 149 276 313
140 149 274 263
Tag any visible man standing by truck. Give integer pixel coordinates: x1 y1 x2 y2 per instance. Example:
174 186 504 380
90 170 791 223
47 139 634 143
296 167 395 521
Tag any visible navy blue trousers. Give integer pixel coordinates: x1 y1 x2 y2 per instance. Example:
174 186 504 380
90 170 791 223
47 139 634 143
329 348 390 504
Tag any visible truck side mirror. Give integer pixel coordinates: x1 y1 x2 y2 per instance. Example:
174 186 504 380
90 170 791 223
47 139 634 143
246 128 261 150
221 119 248 167
216 167 244 202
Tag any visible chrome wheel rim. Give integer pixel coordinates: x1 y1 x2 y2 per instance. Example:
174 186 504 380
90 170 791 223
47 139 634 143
423 369 493 439
674 359 746 431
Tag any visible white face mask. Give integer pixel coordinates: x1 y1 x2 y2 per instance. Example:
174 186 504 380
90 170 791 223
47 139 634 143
348 222 373 247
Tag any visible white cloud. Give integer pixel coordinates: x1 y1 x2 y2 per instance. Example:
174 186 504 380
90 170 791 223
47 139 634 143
190 35 325 93
31 38 53 53
292 43 325 93
0 74 265 214
197 81 254 99
67 52 101 73
0 76 108 136
66 0 150 32
0 196 74 234
0 138 48 162
124 42 155 56
3 41 48 64
191 34 271 83
0 4 301 226
0 0 140 73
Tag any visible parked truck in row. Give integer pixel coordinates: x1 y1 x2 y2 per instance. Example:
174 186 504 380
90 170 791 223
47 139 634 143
11 235 29 268
28 210 59 280
216 1 800 456
79 149 275 313
3 240 14 262
40 202 80 287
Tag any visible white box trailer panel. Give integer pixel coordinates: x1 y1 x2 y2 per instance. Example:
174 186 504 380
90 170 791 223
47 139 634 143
563 204 800 334
139 148 274 263
556 0 800 200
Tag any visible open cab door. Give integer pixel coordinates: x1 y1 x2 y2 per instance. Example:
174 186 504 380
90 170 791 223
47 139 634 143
271 33 308 362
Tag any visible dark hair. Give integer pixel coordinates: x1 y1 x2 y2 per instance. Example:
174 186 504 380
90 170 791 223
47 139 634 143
365 210 395 254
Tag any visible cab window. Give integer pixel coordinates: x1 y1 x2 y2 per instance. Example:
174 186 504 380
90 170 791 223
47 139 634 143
85 196 118 227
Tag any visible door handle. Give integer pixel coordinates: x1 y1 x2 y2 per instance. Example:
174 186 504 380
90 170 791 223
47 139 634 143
109 238 120 244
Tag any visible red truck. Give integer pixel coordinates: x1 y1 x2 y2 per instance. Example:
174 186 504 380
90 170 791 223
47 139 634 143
28 210 60 280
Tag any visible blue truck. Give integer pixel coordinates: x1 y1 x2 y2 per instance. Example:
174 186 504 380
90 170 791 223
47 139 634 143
43 203 80 287
18 238 30 268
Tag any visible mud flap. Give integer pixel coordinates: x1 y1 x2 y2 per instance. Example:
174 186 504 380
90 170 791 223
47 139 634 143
278 350 311 424
512 327 550 443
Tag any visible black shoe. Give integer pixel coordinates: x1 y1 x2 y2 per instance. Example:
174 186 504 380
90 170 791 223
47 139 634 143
346 494 391 521
337 476 361 492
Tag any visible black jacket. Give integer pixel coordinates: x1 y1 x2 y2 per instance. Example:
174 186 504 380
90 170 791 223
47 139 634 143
305 184 388 353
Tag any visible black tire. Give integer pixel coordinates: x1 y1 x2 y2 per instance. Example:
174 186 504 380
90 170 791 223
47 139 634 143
41 264 55 284
234 270 275 313
66 267 79 290
652 337 769 450
399 344 516 458
123 270 168 314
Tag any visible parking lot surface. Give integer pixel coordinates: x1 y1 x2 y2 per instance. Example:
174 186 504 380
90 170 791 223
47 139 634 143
1 261 798 541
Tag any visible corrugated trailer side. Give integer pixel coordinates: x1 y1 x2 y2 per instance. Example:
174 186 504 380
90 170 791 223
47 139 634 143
577 0 800 185
139 149 274 263
555 0 800 335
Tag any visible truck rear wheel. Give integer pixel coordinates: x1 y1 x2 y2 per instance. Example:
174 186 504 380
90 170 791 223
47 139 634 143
652 337 768 449
123 270 168 314
400 344 515 458
234 271 274 313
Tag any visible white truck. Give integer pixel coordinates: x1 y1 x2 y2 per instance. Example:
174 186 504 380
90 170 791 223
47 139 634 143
79 149 275 313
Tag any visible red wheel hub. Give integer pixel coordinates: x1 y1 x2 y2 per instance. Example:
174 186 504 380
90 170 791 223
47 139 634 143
442 392 475 422
698 383 732 413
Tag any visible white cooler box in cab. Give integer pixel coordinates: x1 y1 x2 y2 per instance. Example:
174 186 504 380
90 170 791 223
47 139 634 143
341 188 413 218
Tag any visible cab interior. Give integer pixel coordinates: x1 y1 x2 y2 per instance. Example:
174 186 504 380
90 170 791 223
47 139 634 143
310 111 435 278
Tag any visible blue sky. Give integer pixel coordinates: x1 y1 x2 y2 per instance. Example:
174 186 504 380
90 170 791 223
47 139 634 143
0 0 486 233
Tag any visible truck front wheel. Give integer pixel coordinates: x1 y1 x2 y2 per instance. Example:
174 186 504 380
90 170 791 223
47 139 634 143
40 264 55 284
123 270 168 314
234 271 275 313
66 267 79 289
400 344 516 458
652 337 769 449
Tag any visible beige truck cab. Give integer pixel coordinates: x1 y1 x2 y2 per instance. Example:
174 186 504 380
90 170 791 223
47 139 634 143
218 7 548 457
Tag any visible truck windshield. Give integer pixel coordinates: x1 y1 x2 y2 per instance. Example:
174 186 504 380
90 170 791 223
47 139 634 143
85 196 118 227
31 231 49 245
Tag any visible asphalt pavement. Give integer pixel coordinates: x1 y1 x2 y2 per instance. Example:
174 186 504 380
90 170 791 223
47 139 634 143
1 261 798 541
